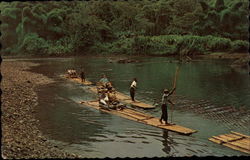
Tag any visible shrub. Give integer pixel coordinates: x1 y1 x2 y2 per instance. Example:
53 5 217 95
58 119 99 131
89 42 112 54
230 40 249 53
19 33 48 55
72 35 248 56
47 44 73 55
47 39 74 55
89 38 134 55
203 35 232 51
114 38 134 54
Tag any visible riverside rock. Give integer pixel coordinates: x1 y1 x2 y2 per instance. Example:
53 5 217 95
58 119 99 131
1 61 79 159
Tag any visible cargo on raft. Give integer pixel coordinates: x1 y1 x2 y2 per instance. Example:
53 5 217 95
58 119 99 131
65 75 155 109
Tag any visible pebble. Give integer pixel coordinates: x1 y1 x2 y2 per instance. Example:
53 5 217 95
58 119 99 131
1 61 79 159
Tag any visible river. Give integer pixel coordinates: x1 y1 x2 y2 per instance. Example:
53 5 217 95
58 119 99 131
28 56 249 157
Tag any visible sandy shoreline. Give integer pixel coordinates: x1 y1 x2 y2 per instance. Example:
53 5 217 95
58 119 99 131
1 60 78 158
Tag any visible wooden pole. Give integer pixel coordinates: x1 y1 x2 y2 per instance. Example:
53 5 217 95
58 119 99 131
173 66 180 89
170 66 180 123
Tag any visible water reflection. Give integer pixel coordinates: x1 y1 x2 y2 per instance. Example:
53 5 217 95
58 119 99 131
36 81 113 145
29 56 249 157
161 130 172 155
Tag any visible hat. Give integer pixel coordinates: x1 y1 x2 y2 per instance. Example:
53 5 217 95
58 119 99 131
164 89 169 93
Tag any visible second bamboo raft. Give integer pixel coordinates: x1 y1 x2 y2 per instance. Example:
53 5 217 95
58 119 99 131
209 131 250 154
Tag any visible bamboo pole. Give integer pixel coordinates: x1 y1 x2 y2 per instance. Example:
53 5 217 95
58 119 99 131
170 66 180 123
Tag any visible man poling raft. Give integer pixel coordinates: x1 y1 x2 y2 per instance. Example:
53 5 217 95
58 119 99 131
160 66 180 125
160 87 176 125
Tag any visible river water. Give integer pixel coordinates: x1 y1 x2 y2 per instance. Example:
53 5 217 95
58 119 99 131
29 56 249 157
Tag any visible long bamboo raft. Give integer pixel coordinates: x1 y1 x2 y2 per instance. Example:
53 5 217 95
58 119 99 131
80 100 197 135
209 131 250 154
65 76 155 109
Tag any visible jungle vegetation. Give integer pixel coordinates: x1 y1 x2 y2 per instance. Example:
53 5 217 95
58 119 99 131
0 0 249 56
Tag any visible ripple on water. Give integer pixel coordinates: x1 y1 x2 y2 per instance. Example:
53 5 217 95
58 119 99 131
131 135 147 139
141 141 150 144
115 134 127 138
121 140 136 144
90 136 115 143
34 57 249 157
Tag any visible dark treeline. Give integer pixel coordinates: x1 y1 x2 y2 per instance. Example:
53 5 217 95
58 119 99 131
1 0 249 56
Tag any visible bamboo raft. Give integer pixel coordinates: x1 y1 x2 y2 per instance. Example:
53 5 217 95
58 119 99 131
209 131 250 154
80 100 197 135
65 76 155 109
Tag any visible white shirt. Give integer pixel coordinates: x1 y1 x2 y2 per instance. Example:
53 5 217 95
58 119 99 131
104 95 109 102
100 96 109 105
130 81 137 88
100 99 107 105
162 93 170 104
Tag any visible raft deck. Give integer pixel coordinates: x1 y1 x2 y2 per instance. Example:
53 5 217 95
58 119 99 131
80 100 197 135
209 131 250 154
66 76 93 85
66 76 155 109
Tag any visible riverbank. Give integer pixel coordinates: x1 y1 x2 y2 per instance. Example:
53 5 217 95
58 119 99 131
196 52 249 59
1 60 78 158
2 52 249 59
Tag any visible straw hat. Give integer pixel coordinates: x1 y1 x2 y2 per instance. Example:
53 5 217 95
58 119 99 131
164 89 169 93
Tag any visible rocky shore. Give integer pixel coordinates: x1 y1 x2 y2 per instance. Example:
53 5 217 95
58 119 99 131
1 60 78 158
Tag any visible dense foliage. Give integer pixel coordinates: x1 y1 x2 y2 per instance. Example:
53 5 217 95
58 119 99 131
0 0 249 56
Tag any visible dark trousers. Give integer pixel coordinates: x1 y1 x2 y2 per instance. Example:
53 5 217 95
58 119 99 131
80 74 85 82
160 104 168 123
130 87 135 101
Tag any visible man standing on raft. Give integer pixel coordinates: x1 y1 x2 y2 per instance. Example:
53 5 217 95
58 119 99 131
80 69 85 82
160 87 176 125
130 78 137 102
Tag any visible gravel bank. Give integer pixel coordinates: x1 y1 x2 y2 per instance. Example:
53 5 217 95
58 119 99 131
1 60 78 158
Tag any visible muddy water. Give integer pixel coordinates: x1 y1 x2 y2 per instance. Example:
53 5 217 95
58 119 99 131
29 56 249 157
